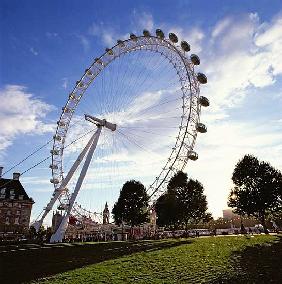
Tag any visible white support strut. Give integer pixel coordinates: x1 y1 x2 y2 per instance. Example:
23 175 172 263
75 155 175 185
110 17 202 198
50 126 102 242
33 130 100 232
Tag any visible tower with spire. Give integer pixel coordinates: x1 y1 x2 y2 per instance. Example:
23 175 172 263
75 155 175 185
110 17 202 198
103 202 109 224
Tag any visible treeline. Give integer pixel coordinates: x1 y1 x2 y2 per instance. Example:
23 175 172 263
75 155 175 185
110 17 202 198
112 154 282 233
112 171 211 230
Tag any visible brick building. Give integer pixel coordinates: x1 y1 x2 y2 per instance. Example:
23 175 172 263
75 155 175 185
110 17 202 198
0 167 34 240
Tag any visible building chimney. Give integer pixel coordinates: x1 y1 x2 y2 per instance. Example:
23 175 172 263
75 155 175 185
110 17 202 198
13 172 21 180
0 166 3 178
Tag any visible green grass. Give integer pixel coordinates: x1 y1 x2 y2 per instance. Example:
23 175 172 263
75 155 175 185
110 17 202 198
1 235 281 283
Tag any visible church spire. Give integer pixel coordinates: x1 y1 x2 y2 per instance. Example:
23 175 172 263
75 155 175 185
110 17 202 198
103 202 109 224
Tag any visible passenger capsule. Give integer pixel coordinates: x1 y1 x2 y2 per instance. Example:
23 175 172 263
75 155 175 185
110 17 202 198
117 39 125 47
190 54 200 65
105 48 113 55
50 178 60 184
187 151 198 161
69 93 75 100
196 123 207 133
143 30 151 37
49 164 58 170
169 33 178 43
57 121 66 127
130 33 137 41
181 41 190 52
76 81 84 88
197 73 208 84
53 135 62 141
85 69 93 76
199 96 210 107
156 29 165 39
94 58 103 65
50 149 60 155
62 107 71 113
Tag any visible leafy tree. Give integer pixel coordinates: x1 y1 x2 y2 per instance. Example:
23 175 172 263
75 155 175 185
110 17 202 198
228 154 282 233
155 171 188 229
112 180 149 226
155 171 210 229
37 226 47 243
155 188 179 229
202 212 213 223
45 227 53 242
28 226 37 240
177 179 208 229
167 171 188 190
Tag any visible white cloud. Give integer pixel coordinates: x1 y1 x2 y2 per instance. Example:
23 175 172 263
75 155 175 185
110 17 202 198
76 35 90 51
21 176 53 187
202 12 282 113
88 11 154 47
62 77 68 89
134 11 154 31
254 15 282 75
88 23 119 46
46 32 58 38
0 85 56 155
212 18 232 38
29 47 38 56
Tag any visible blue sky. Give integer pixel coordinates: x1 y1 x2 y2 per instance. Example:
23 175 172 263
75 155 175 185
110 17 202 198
1 0 282 224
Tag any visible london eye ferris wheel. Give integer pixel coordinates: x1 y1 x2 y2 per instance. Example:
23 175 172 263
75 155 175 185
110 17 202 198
35 29 209 242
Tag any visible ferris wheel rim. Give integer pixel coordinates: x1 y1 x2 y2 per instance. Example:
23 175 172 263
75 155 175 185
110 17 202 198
50 32 205 204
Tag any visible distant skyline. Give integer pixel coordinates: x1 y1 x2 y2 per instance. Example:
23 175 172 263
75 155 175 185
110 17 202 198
1 0 282 223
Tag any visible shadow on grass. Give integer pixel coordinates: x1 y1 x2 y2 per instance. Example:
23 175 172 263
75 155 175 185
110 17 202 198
0 239 193 284
212 235 282 284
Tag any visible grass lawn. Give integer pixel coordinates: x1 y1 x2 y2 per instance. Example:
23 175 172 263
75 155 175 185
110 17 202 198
1 235 281 283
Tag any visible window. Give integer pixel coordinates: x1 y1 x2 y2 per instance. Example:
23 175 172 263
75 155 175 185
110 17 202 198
0 188 6 194
8 203 12 207
7 210 11 215
10 189 15 200
16 210 20 215
0 194 5 199
19 195 24 200
22 209 29 216
5 217 9 225
14 217 19 225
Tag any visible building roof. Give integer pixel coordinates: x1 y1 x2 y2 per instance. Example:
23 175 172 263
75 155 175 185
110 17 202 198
0 178 34 202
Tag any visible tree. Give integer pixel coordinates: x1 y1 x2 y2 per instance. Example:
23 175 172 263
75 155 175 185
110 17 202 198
167 171 188 190
155 171 210 229
155 171 188 229
112 180 149 226
228 154 282 233
155 188 179 229
28 226 37 240
202 212 213 224
177 179 208 229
